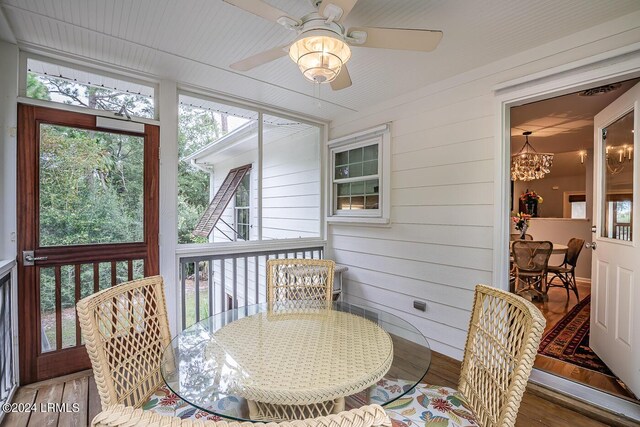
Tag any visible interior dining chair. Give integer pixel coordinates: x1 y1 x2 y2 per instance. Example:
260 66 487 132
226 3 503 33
77 276 237 421
546 237 585 302
266 258 335 303
511 240 553 298
385 285 545 427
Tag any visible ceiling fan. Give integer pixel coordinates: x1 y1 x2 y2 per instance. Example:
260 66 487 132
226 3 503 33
224 0 443 91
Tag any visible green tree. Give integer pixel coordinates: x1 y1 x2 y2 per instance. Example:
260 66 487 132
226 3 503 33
27 73 51 100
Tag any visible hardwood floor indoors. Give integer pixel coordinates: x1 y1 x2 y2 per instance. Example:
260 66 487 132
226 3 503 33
531 281 637 401
1 350 626 427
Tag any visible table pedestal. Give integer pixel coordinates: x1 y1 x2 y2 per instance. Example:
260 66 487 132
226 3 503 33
247 397 345 421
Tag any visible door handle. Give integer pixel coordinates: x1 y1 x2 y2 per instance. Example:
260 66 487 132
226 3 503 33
23 251 48 266
585 242 597 250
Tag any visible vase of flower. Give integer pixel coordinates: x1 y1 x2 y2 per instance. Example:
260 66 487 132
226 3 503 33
519 222 528 239
512 213 531 239
519 190 543 218
525 200 538 217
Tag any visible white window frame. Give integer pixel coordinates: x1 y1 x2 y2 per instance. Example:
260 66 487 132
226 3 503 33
234 171 251 241
327 124 391 224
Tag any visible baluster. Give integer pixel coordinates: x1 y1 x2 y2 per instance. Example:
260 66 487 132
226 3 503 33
220 261 226 312
254 255 259 304
195 261 200 323
244 257 248 309
232 258 237 309
181 262 187 330
128 260 133 281
54 266 62 351
93 263 99 293
208 260 213 319
75 264 81 347
111 261 117 288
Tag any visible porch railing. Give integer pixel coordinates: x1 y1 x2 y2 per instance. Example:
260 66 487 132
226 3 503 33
0 266 17 418
614 224 632 241
179 244 325 330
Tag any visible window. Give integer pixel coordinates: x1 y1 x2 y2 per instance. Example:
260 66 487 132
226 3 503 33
335 144 379 211
235 173 251 241
24 57 155 119
328 124 390 223
178 93 322 244
569 194 586 219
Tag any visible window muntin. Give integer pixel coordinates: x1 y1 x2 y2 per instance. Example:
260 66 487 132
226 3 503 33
26 58 155 119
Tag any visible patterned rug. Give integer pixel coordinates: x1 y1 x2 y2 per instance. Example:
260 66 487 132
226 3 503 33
538 295 614 376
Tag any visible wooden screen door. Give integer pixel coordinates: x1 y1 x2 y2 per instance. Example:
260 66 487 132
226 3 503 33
17 104 159 384
590 81 640 397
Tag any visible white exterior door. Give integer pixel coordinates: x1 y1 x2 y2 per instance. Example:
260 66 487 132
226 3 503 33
591 82 640 397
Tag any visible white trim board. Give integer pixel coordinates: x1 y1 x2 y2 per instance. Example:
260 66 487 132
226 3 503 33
530 369 640 423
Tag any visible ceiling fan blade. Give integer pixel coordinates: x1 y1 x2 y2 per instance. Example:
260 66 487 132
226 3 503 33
222 0 293 23
230 45 290 71
349 27 443 52
330 64 352 91
319 0 359 23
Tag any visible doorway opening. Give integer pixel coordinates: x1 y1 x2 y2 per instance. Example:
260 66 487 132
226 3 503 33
507 77 640 402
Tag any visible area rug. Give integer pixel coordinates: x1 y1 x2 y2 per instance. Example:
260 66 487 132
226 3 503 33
538 295 614 376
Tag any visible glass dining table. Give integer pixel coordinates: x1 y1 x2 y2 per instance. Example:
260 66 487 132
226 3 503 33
161 301 431 422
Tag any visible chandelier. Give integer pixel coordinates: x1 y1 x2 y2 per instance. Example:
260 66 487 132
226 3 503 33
289 31 351 83
602 128 633 175
605 144 633 175
511 131 554 181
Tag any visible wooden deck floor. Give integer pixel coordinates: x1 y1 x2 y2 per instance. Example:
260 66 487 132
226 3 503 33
1 350 623 427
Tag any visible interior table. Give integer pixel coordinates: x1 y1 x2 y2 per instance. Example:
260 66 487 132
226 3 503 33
161 301 431 422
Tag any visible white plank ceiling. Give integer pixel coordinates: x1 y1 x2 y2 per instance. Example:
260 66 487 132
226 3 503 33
2 0 640 121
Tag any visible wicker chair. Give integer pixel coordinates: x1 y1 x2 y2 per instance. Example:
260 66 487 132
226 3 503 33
546 238 584 302
267 259 335 303
77 276 173 410
512 240 553 298
385 285 545 427
78 276 391 427
509 233 533 241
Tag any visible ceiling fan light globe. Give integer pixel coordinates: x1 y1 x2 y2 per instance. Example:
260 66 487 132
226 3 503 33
289 33 350 83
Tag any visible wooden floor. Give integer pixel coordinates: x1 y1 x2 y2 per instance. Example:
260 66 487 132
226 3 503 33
530 281 636 400
2 370 101 427
1 351 622 427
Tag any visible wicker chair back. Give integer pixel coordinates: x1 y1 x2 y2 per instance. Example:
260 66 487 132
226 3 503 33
459 285 546 427
77 276 172 410
267 259 335 304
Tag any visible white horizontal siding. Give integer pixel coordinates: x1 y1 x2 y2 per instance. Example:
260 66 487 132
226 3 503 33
328 21 640 360
208 124 321 242
262 126 320 238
